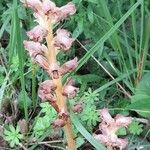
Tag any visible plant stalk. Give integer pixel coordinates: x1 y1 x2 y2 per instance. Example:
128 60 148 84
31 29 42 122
45 20 77 150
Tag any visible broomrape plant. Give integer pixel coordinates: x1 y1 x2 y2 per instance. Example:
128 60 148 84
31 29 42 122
21 0 78 149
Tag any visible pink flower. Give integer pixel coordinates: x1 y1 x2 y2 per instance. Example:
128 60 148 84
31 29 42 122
100 108 115 125
34 55 49 70
27 25 48 42
24 41 48 58
93 134 110 146
94 109 132 149
58 109 69 121
48 63 60 79
38 80 56 102
52 118 66 128
115 114 132 127
39 80 57 94
42 0 57 15
63 78 78 98
34 13 46 28
115 138 128 150
72 103 83 113
45 2 76 24
20 0 42 12
54 29 74 51
59 2 76 20
60 57 78 75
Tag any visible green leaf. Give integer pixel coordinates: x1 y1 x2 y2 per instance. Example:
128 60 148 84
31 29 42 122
76 137 85 148
116 127 127 136
127 99 150 117
128 73 150 117
87 5 94 23
18 90 32 110
129 121 143 135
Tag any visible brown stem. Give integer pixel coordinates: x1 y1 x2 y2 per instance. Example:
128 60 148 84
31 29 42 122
45 20 77 150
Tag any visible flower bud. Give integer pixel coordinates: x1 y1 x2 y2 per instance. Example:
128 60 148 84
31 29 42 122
54 29 74 51
58 109 69 121
60 57 78 75
27 25 48 42
52 119 66 128
18 119 27 134
72 103 83 113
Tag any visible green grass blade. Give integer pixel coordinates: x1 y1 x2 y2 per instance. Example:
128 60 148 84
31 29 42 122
71 113 106 150
0 72 10 110
76 0 143 71
0 16 11 39
95 69 136 93
13 1 28 121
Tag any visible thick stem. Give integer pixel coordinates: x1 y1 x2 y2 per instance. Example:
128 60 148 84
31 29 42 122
45 20 77 150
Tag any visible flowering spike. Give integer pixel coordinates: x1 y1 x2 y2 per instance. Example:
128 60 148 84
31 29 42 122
22 0 77 149
94 109 132 149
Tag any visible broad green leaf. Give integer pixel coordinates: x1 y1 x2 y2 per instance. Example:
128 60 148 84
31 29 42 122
129 73 150 117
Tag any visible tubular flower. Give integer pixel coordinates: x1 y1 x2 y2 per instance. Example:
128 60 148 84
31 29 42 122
34 55 49 70
39 80 57 94
42 0 56 15
20 0 42 12
24 41 48 58
27 25 48 42
72 103 83 113
60 57 78 75
63 78 79 98
48 63 60 79
54 29 74 51
58 2 76 20
94 109 132 150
